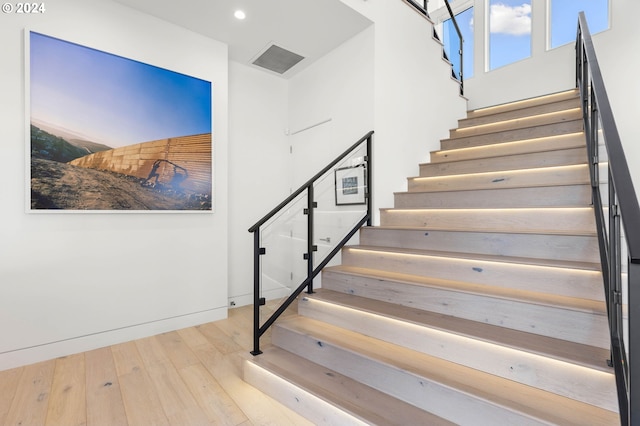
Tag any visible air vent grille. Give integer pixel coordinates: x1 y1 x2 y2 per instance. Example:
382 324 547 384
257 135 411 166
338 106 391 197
252 44 304 74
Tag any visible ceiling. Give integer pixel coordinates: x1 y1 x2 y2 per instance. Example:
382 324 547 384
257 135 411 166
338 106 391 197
112 0 373 78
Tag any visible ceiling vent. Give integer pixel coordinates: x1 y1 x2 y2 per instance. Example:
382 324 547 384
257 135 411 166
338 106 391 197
251 44 305 75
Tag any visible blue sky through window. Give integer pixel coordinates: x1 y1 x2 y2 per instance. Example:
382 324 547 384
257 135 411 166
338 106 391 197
551 0 609 48
489 0 532 70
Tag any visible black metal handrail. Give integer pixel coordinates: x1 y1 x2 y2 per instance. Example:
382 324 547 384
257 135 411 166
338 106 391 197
576 12 639 425
248 131 374 355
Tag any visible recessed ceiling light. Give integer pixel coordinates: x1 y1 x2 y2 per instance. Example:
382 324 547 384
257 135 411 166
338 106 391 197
234 10 246 20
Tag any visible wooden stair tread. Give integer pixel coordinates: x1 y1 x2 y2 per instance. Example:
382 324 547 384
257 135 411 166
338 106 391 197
346 244 601 271
324 264 606 315
360 227 600 263
246 346 454 425
407 164 590 190
466 89 579 119
420 147 587 177
430 132 586 163
441 120 584 150
275 316 618 425
459 97 581 128
378 206 596 236
306 289 611 372
370 225 596 237
450 108 582 139
393 185 593 209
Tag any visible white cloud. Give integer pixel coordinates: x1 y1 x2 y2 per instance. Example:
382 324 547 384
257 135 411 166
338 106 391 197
490 3 531 36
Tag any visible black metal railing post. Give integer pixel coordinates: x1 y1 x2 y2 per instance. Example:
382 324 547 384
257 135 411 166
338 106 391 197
366 133 373 226
305 184 316 294
251 229 263 355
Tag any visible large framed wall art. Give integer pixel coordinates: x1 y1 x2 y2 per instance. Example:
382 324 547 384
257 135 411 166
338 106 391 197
27 31 213 212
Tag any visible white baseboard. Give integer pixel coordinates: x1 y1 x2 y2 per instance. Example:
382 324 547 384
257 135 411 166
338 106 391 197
0 306 227 372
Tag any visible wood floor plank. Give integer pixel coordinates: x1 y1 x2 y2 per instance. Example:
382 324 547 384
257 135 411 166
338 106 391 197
85 347 128 426
4 361 54 426
45 353 87 426
112 342 170 426
197 322 244 355
0 366 23 424
136 336 211 426
179 363 248 425
155 330 201 370
111 341 145 377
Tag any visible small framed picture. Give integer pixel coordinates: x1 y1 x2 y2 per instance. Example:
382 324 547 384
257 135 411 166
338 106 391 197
335 164 367 205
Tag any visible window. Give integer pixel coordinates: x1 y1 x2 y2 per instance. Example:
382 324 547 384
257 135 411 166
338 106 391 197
550 0 609 48
443 6 474 79
489 0 532 70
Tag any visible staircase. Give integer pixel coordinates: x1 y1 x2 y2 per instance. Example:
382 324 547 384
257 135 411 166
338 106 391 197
244 90 620 425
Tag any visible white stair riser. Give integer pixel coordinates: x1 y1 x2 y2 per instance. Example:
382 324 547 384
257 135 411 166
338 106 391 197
360 228 600 263
408 165 589 192
460 98 580 128
341 248 603 301
379 207 596 234
431 133 585 163
420 148 587 177
322 271 610 349
272 326 547 426
297 297 617 412
442 120 583 150
394 185 592 208
451 109 582 139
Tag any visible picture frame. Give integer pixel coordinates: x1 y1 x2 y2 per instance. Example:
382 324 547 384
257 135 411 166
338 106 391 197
334 164 367 206
27 31 213 212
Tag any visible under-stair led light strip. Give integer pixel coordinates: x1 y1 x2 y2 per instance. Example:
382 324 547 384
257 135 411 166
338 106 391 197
454 108 582 135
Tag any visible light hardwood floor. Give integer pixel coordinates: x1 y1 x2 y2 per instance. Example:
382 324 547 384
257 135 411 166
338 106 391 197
0 303 314 426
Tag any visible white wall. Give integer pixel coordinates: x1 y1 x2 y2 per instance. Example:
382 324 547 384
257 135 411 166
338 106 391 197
0 0 229 370
227 61 289 306
340 0 468 222
288 26 375 187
